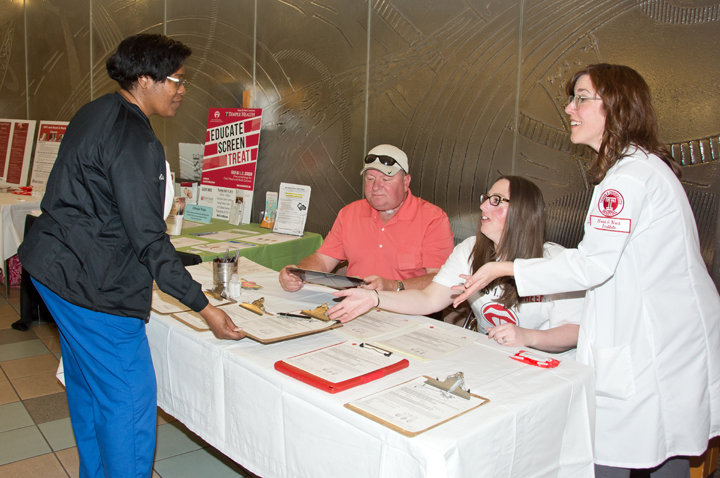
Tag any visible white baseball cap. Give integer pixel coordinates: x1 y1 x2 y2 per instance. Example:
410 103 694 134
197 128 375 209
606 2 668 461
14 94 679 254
359 144 409 177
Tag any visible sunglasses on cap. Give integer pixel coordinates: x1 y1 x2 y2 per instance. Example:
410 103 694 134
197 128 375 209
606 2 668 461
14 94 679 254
365 154 402 167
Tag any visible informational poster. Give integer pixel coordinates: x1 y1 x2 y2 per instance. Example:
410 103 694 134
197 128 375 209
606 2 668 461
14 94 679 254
201 108 262 191
30 121 68 190
0 119 37 187
273 183 311 236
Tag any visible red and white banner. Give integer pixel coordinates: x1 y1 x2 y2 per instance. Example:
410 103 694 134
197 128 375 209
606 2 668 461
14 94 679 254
0 119 37 187
201 108 262 191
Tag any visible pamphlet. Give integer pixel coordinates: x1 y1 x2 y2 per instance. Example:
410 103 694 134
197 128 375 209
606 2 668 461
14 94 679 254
228 189 253 225
273 183 311 236
179 182 198 205
30 121 68 190
199 185 253 222
260 191 278 228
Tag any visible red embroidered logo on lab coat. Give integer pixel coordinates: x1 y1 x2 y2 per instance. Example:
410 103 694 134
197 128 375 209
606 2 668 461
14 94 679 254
599 189 624 217
482 303 518 326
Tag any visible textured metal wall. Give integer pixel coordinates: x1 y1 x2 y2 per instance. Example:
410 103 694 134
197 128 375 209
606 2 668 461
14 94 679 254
1 0 718 284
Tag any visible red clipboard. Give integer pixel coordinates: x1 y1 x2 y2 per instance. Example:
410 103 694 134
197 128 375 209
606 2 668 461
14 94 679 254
274 343 409 394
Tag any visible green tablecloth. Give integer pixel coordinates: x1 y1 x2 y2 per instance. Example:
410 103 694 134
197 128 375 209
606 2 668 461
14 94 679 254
171 220 322 272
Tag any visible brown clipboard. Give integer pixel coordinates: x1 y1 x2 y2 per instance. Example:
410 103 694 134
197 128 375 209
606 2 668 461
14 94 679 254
152 290 235 315
170 311 210 332
242 319 343 344
344 375 489 437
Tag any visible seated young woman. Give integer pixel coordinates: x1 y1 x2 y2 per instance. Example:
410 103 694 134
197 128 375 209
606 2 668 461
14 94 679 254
328 175 583 355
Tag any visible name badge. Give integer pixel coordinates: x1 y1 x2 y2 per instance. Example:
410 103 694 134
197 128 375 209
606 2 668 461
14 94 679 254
590 215 631 233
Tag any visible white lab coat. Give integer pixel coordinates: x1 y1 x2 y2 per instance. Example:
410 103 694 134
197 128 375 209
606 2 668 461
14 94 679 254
514 147 720 468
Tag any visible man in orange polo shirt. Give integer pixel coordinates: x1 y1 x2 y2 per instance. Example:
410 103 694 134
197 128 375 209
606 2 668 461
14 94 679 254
279 144 454 292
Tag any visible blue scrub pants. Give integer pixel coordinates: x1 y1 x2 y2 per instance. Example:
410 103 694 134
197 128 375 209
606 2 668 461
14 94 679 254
33 279 157 478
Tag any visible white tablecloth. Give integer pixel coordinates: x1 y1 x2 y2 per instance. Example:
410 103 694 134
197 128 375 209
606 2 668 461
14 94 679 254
0 192 41 277
147 265 595 478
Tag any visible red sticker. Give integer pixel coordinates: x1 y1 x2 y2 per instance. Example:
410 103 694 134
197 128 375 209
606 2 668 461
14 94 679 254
482 303 517 326
599 189 624 217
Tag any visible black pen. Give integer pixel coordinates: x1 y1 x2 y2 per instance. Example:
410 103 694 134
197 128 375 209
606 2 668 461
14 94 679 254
277 312 311 319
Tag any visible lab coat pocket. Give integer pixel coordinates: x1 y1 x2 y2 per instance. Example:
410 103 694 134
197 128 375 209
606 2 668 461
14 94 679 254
593 344 636 400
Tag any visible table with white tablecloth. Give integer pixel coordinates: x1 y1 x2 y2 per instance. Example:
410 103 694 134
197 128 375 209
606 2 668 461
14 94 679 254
0 192 41 293
146 264 595 478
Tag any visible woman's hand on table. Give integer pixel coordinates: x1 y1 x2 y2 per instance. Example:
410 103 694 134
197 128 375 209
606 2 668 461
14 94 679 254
279 265 305 292
487 324 526 347
451 261 514 308
328 288 378 323
200 304 245 340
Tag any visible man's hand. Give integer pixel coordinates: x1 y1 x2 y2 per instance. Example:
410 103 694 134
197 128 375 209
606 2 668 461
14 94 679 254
199 304 245 340
279 265 305 292
361 275 397 291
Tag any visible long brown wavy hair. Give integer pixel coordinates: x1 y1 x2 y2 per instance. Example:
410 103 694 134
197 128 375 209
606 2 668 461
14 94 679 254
567 64 681 184
471 176 545 309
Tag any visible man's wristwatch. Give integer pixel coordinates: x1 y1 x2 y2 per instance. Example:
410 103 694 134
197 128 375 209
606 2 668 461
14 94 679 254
396 280 405 291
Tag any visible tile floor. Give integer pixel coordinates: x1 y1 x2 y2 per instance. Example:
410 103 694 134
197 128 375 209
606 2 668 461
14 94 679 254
0 288 259 478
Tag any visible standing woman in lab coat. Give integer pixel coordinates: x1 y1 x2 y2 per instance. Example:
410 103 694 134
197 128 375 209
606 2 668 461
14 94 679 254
454 64 720 477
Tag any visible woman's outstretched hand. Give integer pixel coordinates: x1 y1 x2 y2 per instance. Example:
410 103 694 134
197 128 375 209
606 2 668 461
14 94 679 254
328 288 378 323
451 261 514 308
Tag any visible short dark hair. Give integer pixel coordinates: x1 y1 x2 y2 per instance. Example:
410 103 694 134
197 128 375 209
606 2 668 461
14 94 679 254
106 34 192 90
471 175 545 309
566 63 680 183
